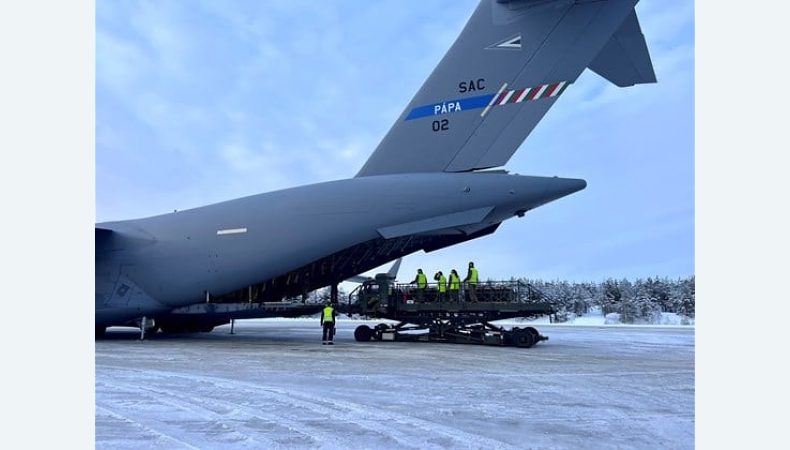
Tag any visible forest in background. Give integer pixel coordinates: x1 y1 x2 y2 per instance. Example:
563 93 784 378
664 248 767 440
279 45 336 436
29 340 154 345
517 276 695 323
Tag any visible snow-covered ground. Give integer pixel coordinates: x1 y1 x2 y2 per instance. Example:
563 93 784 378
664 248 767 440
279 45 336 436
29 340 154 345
526 308 695 326
96 317 694 449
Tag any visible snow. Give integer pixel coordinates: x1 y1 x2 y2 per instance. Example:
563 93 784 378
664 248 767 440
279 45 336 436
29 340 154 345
560 309 694 326
96 318 694 449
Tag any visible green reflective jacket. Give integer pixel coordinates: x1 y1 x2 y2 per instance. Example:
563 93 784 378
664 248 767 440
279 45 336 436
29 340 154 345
468 267 479 285
449 273 460 290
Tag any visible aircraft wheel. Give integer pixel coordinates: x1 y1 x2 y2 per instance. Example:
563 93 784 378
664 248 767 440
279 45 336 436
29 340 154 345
513 329 535 348
354 325 373 342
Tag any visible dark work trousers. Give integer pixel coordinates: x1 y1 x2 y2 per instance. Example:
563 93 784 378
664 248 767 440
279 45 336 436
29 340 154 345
467 283 478 302
322 322 335 342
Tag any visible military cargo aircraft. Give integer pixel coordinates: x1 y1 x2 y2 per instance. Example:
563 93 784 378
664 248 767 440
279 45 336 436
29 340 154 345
96 0 656 335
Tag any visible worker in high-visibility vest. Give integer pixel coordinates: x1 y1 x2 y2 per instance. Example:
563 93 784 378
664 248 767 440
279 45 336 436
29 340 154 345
320 302 336 345
434 271 447 303
448 269 461 302
410 268 428 302
464 261 479 302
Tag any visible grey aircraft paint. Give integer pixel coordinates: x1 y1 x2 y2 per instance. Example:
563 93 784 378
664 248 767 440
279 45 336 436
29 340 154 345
357 0 654 176
96 0 655 329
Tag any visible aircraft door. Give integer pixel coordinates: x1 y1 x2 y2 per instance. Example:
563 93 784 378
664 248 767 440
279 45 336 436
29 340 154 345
103 265 163 313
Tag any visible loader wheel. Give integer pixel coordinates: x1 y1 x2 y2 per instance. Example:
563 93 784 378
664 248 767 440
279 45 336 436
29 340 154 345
525 327 541 344
354 325 373 342
513 329 535 348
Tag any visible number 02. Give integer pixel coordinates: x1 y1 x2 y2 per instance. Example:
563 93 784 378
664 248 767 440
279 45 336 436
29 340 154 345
432 119 449 132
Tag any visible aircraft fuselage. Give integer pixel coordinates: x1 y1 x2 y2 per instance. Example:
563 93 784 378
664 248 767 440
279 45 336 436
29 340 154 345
95 172 584 326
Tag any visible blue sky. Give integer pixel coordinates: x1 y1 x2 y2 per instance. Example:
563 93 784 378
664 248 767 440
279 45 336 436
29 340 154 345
96 0 694 283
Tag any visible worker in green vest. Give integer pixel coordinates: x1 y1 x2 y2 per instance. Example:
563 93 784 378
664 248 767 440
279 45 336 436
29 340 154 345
320 302 336 345
434 271 447 303
464 261 479 302
410 268 428 302
448 269 460 302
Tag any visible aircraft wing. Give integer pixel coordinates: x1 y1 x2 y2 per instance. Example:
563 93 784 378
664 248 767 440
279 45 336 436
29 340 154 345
356 0 653 177
345 258 403 284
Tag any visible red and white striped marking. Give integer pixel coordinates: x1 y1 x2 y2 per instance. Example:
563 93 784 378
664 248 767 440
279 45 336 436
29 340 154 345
480 82 508 117
482 81 569 117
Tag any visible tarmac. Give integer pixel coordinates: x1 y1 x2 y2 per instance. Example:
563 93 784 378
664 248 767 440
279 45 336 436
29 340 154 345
96 318 694 449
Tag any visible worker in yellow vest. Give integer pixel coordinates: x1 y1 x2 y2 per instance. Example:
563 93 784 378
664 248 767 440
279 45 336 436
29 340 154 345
320 302 336 345
434 271 447 303
410 268 428 302
464 261 479 302
448 269 460 302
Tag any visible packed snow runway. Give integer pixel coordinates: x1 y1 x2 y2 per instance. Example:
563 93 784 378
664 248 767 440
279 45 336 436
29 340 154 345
95 319 694 449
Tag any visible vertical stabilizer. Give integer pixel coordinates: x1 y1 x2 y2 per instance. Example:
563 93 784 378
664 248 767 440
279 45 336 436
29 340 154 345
356 0 649 177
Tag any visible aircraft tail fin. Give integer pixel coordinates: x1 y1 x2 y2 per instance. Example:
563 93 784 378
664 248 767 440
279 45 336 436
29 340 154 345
587 9 656 87
356 0 651 177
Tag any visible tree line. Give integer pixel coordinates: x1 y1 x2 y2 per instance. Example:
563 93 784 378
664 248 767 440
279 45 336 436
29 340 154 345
516 276 695 323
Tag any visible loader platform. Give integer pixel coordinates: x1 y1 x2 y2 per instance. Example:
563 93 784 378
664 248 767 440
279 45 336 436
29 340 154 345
342 276 553 348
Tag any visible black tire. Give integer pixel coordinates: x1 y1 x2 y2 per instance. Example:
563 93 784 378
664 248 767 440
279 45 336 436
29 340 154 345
525 327 541 344
354 325 373 342
513 329 535 348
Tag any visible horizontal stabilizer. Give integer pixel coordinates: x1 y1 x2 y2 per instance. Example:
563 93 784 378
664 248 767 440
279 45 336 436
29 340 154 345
377 207 494 239
588 9 656 87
